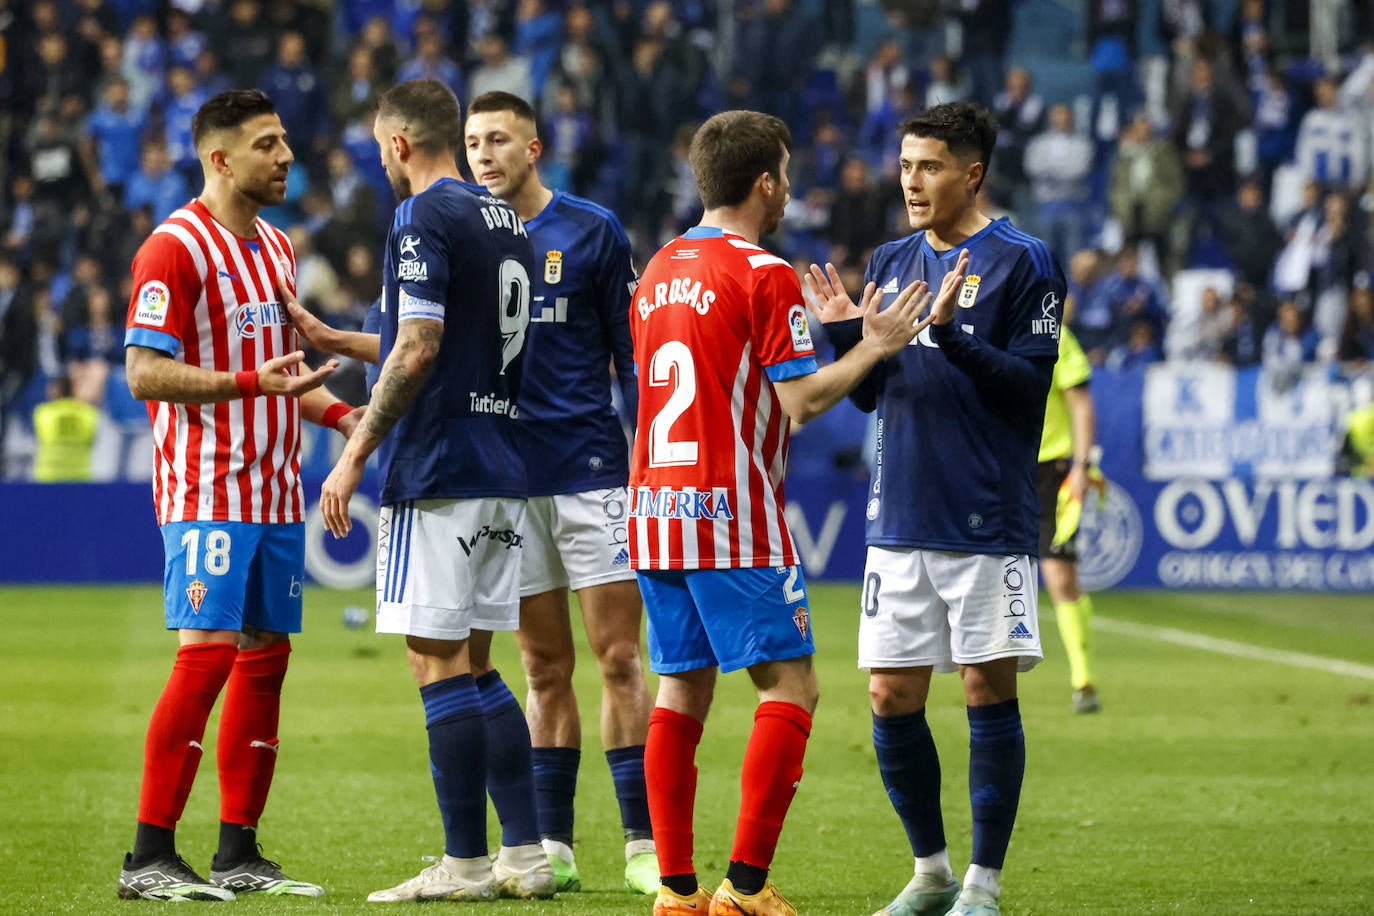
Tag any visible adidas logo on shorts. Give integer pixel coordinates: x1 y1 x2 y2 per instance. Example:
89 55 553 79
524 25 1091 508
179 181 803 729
1008 621 1033 640
611 548 630 566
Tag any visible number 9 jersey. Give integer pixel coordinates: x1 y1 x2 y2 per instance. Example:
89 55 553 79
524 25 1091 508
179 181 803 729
628 227 817 571
376 178 536 505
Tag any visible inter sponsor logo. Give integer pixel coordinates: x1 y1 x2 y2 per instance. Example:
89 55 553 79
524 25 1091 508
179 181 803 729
234 302 287 338
630 487 734 520
1032 291 1060 338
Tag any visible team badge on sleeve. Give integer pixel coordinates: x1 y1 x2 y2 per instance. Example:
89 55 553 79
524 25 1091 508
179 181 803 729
135 280 171 327
787 304 813 352
544 250 563 284
958 274 981 309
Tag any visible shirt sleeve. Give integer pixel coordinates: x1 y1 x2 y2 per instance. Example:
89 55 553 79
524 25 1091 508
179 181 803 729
125 231 202 356
392 200 451 323
1004 247 1067 361
1053 326 1092 392
597 218 640 427
750 263 818 383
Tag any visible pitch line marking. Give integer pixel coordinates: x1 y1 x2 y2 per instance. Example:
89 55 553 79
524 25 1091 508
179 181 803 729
1096 617 1374 681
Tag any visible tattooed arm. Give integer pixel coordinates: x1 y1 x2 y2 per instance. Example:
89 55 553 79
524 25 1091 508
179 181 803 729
318 317 442 537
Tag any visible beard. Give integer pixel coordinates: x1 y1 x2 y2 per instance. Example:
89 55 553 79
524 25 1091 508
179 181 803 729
386 168 412 202
240 171 289 207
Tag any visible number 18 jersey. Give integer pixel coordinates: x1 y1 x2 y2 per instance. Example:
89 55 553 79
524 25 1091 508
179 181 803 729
629 227 817 570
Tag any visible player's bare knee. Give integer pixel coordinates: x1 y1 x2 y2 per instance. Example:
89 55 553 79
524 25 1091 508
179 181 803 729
594 637 645 692
524 651 575 696
868 672 927 717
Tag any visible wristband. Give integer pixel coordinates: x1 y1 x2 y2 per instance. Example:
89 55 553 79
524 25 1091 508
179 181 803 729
321 402 352 430
235 370 261 398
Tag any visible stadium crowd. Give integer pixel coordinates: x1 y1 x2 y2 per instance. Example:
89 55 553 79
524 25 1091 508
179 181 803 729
1 0 1373 480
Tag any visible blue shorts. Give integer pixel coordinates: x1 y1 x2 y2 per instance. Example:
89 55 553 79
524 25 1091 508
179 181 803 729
637 565 816 674
160 522 304 633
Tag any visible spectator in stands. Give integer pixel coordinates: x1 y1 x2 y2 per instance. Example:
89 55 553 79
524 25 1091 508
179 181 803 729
1108 110 1184 266
1172 58 1241 206
192 48 233 99
1099 245 1169 355
27 111 90 223
543 81 597 193
1177 285 1232 361
1024 104 1095 262
1068 248 1113 360
223 0 276 89
332 45 384 128
1338 285 1374 364
924 55 969 108
260 31 331 164
1263 299 1321 389
120 15 164 111
81 78 146 202
553 2 609 115
157 66 207 184
515 0 563 103
1217 177 1282 289
827 157 888 270
324 147 378 244
357 15 401 86
1109 319 1165 370
1296 76 1369 192
991 67 1046 199
950 0 1012 105
863 38 910 118
63 284 122 406
469 34 534 105
165 9 207 70
1221 281 1266 367
3 176 36 256
0 255 37 478
124 141 190 225
36 33 92 115
397 17 465 98
1250 63 1295 183
1310 191 1361 348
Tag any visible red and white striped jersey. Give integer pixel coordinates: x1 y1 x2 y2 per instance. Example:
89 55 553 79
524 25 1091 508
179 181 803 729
125 198 302 526
628 227 818 570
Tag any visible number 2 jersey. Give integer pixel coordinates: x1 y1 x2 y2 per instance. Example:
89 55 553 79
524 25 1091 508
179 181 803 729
124 199 302 526
376 177 535 506
831 217 1065 556
629 227 817 570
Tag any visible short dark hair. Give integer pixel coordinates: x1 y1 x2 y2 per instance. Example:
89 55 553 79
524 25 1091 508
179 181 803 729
468 90 537 127
191 89 277 149
376 79 463 154
689 110 792 210
900 101 998 190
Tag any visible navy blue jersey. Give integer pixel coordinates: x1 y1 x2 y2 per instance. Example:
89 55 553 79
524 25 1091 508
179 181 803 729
830 217 1064 556
376 177 536 505
519 190 638 496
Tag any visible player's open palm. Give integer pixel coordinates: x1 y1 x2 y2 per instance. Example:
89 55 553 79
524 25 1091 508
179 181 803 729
257 350 340 397
803 261 863 323
929 249 971 326
862 278 933 357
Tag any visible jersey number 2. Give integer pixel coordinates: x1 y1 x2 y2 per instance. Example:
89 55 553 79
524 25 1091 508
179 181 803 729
647 340 698 467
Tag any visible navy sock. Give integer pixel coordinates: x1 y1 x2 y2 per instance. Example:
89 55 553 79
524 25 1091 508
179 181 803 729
967 699 1025 869
605 745 652 842
531 746 580 846
476 670 541 848
420 675 488 859
873 709 946 857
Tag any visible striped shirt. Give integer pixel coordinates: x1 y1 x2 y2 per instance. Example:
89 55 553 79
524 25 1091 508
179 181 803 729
628 227 818 570
124 198 301 525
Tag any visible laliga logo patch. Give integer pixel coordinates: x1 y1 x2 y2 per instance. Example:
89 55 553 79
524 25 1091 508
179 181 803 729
544 249 563 284
788 304 813 352
186 579 207 613
958 274 981 308
135 280 170 327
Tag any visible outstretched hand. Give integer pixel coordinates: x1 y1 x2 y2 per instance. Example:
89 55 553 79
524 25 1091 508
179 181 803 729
286 300 342 355
803 262 863 323
861 278 935 358
928 249 971 327
256 350 339 398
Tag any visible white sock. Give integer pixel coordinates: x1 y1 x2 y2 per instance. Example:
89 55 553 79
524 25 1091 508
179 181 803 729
500 843 549 871
964 864 1001 897
625 838 656 861
914 849 954 880
442 854 495 881
541 838 575 862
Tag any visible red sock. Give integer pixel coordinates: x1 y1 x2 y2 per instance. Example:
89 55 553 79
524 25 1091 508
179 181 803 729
217 641 291 826
138 642 238 828
644 706 704 877
730 701 812 868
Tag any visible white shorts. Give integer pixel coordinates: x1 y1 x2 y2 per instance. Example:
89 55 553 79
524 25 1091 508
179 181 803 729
375 497 526 640
519 488 635 596
857 547 1042 673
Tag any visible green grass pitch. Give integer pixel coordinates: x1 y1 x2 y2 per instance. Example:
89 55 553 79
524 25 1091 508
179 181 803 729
2 584 1372 914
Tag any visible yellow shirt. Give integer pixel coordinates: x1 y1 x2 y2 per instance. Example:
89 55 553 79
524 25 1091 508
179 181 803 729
1348 403 1374 474
32 397 99 482
1039 326 1092 463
